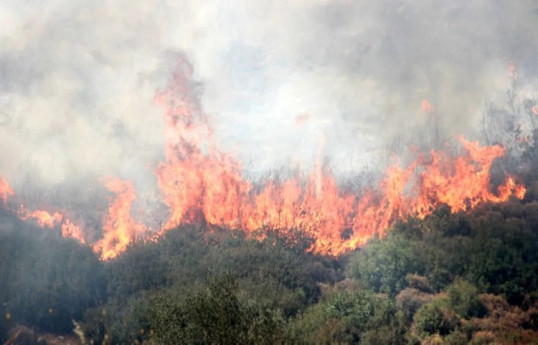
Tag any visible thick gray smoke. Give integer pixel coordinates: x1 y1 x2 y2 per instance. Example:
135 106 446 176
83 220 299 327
1 0 538 202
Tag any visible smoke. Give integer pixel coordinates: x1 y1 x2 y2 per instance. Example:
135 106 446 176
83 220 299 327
1 0 538 202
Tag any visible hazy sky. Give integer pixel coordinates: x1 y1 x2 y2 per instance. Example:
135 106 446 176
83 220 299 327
1 0 538 194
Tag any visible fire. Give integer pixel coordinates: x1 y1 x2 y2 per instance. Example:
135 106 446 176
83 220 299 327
532 105 538 116
0 177 86 243
0 65 528 259
18 206 86 243
0 177 14 203
60 219 86 244
153 131 525 256
20 209 63 228
150 66 526 256
93 178 147 260
421 99 434 113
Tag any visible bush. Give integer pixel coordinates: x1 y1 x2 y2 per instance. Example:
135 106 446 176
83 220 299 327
149 276 284 345
415 302 459 337
446 280 486 319
0 219 105 335
288 289 406 344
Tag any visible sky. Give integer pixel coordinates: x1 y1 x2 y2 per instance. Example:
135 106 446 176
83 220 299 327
1 0 538 200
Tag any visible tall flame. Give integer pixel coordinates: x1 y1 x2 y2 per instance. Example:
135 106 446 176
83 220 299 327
151 64 526 256
93 179 147 260
0 177 14 203
0 65 528 259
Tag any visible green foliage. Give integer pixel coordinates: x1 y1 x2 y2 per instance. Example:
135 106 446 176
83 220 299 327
0 211 105 338
149 276 284 345
463 214 538 303
446 280 486 318
2 191 538 343
347 201 538 302
105 240 170 301
287 289 406 344
414 301 458 337
347 233 428 295
80 225 340 344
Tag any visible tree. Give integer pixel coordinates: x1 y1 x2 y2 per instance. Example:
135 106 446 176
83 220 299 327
149 276 284 345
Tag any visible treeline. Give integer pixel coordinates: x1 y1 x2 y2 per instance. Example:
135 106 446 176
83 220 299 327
1 184 538 344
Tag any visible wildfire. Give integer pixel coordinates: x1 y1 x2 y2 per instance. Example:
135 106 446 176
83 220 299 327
20 209 63 228
150 65 526 256
93 179 147 260
0 65 528 259
421 99 434 113
0 177 85 243
18 205 85 243
0 177 14 203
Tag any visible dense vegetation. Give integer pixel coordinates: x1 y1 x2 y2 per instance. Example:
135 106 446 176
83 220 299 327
1 139 538 345
1 182 538 344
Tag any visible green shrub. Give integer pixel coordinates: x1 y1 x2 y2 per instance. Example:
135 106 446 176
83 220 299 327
149 276 284 345
415 302 458 337
446 280 486 318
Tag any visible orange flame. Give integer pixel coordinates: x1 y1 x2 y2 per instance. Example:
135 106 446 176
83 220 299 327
20 209 63 228
0 177 14 203
0 65 528 260
17 206 86 243
93 178 147 260
0 177 85 243
150 66 526 256
421 99 434 113
60 219 86 243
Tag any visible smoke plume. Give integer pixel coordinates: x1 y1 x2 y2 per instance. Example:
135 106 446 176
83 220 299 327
1 0 538 209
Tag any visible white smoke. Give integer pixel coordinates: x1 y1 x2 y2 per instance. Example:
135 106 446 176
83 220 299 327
1 0 537 199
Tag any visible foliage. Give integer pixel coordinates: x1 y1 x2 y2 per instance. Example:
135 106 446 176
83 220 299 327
396 287 435 322
287 289 406 344
446 280 486 319
149 275 284 345
346 230 429 295
414 301 459 337
2 187 538 344
81 225 340 344
347 201 538 302
0 210 105 339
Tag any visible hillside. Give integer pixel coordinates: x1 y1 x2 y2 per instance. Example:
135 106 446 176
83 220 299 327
1 180 538 344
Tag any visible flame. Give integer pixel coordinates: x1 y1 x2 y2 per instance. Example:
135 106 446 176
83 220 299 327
0 177 14 203
421 99 434 113
20 209 63 228
153 131 525 256
93 178 147 260
17 206 86 243
0 65 528 259
0 177 86 242
60 219 86 243
150 66 526 256
532 105 538 116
